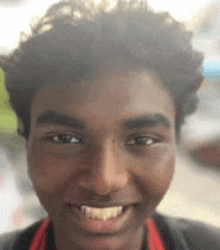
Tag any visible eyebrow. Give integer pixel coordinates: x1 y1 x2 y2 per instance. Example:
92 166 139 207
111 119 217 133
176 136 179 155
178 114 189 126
36 111 85 129
124 114 171 129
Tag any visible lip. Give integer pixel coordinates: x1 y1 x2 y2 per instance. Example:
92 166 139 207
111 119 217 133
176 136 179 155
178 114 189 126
66 203 136 234
66 200 136 208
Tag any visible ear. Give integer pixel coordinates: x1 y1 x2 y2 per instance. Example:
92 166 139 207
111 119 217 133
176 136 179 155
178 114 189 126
17 117 29 149
25 138 29 150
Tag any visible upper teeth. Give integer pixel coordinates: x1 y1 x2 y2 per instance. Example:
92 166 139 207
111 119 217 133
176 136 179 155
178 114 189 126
80 206 123 221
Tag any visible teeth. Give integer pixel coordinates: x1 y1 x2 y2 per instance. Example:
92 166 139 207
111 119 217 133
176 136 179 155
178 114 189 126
80 206 123 221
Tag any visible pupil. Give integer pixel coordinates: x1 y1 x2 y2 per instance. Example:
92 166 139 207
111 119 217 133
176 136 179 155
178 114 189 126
62 135 71 143
136 137 144 145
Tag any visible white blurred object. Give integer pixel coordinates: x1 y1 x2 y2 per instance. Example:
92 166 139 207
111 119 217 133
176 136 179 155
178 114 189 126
148 0 214 22
0 146 23 233
0 0 58 52
181 81 220 145
181 115 220 144
158 152 220 227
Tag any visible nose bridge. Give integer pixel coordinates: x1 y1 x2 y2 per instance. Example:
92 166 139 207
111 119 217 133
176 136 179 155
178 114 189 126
80 139 129 195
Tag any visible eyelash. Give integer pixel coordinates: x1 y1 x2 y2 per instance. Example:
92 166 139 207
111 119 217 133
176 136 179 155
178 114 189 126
48 134 160 147
48 134 83 145
125 135 160 147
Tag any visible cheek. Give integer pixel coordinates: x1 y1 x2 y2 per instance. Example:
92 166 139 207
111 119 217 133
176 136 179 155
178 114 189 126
131 146 175 199
27 142 77 199
130 147 175 219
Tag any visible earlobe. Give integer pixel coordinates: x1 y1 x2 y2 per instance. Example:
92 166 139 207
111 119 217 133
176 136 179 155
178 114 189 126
17 118 29 148
25 139 29 150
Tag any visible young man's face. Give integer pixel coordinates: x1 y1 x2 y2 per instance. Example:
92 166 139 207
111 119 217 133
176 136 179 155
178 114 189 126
27 68 176 250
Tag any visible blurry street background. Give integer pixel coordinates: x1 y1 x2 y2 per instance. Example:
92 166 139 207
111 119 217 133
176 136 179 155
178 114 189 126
0 0 220 233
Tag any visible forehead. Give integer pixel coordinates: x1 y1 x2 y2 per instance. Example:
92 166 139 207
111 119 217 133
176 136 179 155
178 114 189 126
31 68 175 128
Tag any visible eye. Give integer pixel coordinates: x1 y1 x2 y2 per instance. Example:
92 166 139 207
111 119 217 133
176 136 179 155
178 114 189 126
49 134 83 144
125 136 158 147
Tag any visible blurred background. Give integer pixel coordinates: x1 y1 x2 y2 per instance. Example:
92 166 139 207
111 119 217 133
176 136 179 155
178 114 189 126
0 0 220 233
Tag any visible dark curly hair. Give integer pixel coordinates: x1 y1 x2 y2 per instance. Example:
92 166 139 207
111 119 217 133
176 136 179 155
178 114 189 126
0 0 204 139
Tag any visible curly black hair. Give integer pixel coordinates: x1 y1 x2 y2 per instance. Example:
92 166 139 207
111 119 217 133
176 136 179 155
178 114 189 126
0 0 204 139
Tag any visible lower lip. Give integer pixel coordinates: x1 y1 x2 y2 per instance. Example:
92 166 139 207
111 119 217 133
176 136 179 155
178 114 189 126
73 206 133 233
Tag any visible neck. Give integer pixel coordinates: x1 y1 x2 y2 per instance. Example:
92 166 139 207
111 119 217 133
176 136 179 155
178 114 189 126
53 222 146 250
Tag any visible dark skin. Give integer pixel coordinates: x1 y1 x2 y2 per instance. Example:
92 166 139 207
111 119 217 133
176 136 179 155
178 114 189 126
27 68 176 250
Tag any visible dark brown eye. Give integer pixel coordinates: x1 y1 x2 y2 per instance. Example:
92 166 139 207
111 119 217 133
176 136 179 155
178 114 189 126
50 135 83 144
126 136 157 147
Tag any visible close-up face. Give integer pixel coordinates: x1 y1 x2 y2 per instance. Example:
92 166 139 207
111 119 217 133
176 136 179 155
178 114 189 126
27 67 177 250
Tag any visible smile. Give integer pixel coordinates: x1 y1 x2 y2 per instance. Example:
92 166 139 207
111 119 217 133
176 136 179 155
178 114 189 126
79 206 124 221
67 203 134 233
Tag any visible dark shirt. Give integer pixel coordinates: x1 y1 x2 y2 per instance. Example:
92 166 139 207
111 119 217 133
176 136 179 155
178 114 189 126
1 213 220 250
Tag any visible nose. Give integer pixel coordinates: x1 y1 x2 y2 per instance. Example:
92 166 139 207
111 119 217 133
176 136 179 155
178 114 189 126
79 142 129 196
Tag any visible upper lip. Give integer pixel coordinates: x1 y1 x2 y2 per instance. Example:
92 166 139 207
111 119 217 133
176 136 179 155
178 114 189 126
66 201 140 208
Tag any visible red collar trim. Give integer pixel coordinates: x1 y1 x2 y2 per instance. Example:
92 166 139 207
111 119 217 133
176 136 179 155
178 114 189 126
147 220 165 250
29 219 49 250
30 219 165 250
